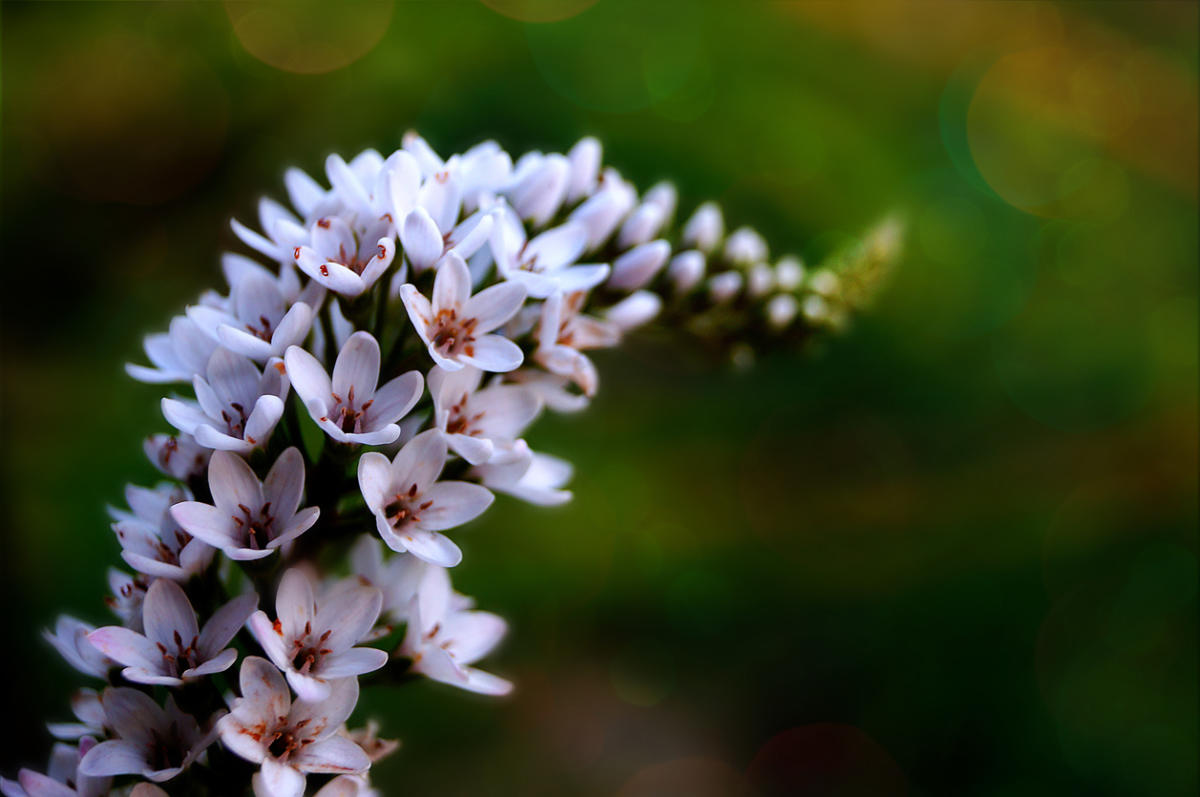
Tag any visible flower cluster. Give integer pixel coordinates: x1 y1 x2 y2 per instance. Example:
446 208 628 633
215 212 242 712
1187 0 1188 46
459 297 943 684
8 134 899 796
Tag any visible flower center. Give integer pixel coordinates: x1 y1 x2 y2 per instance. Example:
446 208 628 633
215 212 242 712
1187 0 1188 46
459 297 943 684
220 402 250 438
232 502 275 550
383 484 433 530
330 385 374 434
156 629 201 677
267 728 301 760
445 397 485 436
289 625 333 674
244 314 275 342
430 309 479 358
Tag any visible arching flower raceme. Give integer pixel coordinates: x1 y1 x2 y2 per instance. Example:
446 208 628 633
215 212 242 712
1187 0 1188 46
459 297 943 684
398 565 511 696
109 483 213 582
0 738 109 797
161 348 288 453
78 689 218 783
428 365 541 465
170 448 319 560
358 430 494 567
126 315 219 385
187 271 321 362
286 331 423 446
490 206 609 298
220 656 369 797
87 578 256 687
400 252 527 372
247 569 387 701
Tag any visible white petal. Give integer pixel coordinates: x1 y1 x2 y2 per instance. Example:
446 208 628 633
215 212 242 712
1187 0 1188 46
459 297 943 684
432 252 471 314
420 481 494 531
142 578 199 650
463 282 526 333
284 346 332 407
400 207 443 272
459 335 523 373
331 332 380 403
207 451 264 514
258 758 305 797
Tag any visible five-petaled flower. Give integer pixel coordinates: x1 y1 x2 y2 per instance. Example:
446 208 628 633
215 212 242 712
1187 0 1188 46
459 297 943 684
358 430 494 567
247 569 387 701
219 656 370 797
285 331 423 446
490 206 609 299
88 578 256 687
170 448 319 560
399 252 527 373
110 482 213 582
428 365 541 465
0 737 109 797
188 271 322 362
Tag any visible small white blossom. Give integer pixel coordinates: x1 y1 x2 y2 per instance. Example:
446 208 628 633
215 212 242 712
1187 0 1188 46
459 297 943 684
171 448 319 560
428 365 541 465
143 433 211 482
88 578 255 687
399 566 511 696
471 440 573 506
161 348 288 453
44 618 112 680
568 167 637 251
1 738 109 797
348 537 427 629
357 430 494 567
747 262 775 297
286 331 423 446
292 214 395 298
505 369 590 413
723 226 768 264
110 483 213 581
604 291 662 332
708 271 743 303
104 570 150 632
607 239 671 292
767 294 799 330
220 656 369 797
247 569 386 701
534 291 620 398
402 133 512 212
490 204 609 299
564 136 601 204
400 252 526 372
78 689 218 783
667 250 706 294
231 196 308 266
642 181 678 222
775 255 805 291
681 201 724 253
126 316 219 384
503 152 569 227
188 272 321 362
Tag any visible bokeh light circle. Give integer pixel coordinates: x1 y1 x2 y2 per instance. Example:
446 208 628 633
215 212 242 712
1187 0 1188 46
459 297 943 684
225 1 394 74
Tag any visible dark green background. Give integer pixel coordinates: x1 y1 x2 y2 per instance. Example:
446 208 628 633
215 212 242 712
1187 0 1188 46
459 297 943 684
1 2 1196 795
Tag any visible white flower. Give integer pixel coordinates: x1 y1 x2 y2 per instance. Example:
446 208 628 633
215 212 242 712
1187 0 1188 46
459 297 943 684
565 137 601 204
534 291 620 398
187 272 320 361
348 537 428 631
292 214 396 297
104 570 150 632
231 196 308 266
402 133 512 212
747 263 775 297
170 448 319 561
221 252 303 305
724 226 768 264
78 689 218 783
47 689 105 742
775 255 805 291
667 250 706 294
428 365 541 465
398 566 511 696
604 291 662 332
44 618 112 680
399 204 495 273
110 483 214 581
143 433 211 482
399 252 526 372
161 348 288 453
568 167 637 251
708 271 743 303
681 201 724 253
503 152 570 228
220 656 369 797
491 205 609 298
88 578 255 687
1 738 109 797
125 315 218 384
247 569 386 701
607 239 671 291
357 430 494 567
766 294 799 330
286 331 424 446
470 440 573 506
310 775 373 797
616 183 674 249
504 369 590 413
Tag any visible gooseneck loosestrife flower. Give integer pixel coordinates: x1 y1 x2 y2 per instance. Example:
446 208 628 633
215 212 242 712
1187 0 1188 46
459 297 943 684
11 133 900 795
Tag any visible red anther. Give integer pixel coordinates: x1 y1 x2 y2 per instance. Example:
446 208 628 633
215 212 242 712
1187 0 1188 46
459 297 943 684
319 265 329 276
293 247 302 260
317 218 331 228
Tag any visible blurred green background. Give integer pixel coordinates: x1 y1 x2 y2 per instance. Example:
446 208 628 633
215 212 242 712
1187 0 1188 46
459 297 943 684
1 1 1196 795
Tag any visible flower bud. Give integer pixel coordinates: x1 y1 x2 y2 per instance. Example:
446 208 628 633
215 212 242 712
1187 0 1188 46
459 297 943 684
681 201 724 253
775 256 805 291
766 294 799 329
608 240 670 291
667 250 706 294
724 226 768 264
566 137 602 203
708 271 743 303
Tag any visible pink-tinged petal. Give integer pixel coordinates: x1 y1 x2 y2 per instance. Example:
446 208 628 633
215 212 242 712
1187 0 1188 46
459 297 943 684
245 394 285 447
472 385 541 439
285 671 331 703
206 348 261 407
269 302 315 352
142 579 199 650
317 647 388 679
464 281 526 333
419 481 494 532
226 547 278 562
325 154 372 216
270 506 320 548
342 425 401 446
120 667 183 687
160 398 208 436
237 656 291 720
285 167 326 217
316 586 382 652
400 207 443 272
232 218 282 261
246 614 290 670
459 335 524 373
168 503 233 550
446 432 494 466
78 740 147 778
198 592 258 657
608 239 670 291
551 263 610 294
290 676 359 738
277 569 316 642
443 611 507 664
99 688 161 747
193 425 254 453
206 451 265 515
357 237 395 288
412 643 467 685
291 735 370 775
389 430 447 496
357 453 393 510
461 667 514 696
446 211 493 260
263 447 305 521
418 169 462 233
217 325 275 361
427 344 465 372
398 284 434 345
526 222 586 270
432 252 471 314
183 647 237 680
331 332 380 401
86 627 159 672
283 346 332 406
258 758 306 797
397 529 462 568
368 371 423 427
566 136 601 202
313 262 367 297
220 714 268 766
312 775 364 797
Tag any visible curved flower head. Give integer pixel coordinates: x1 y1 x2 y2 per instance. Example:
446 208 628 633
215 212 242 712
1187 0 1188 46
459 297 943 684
0 738 109 797
428 365 541 465
220 656 369 797
247 569 386 701
357 430 494 567
110 483 213 582
286 331 423 446
187 272 319 362
399 252 526 372
399 566 511 696
88 578 256 687
490 207 609 299
170 448 319 560
78 689 217 783
161 348 288 453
